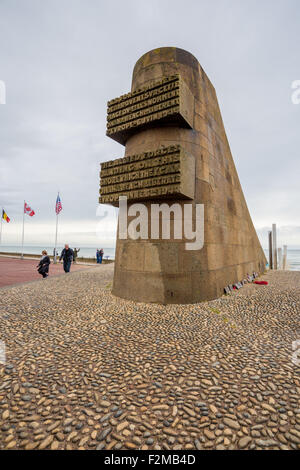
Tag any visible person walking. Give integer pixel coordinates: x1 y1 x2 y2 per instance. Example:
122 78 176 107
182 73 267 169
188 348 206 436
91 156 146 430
73 247 80 263
59 244 74 273
96 249 100 264
99 248 104 264
37 250 51 279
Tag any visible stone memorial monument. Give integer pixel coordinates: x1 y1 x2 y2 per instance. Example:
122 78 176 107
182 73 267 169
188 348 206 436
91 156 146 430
99 47 266 304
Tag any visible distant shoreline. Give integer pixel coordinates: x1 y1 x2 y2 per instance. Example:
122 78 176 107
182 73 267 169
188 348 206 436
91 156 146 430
0 251 114 264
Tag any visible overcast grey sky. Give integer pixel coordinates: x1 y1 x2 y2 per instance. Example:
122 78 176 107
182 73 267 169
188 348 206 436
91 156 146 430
0 0 299 248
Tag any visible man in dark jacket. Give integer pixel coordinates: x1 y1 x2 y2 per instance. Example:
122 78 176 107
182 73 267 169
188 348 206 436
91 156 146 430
60 244 74 273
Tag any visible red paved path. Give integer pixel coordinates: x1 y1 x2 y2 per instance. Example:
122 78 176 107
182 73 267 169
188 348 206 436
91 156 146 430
0 257 91 288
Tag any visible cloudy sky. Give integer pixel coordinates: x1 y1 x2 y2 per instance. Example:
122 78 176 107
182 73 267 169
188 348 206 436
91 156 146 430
0 0 299 249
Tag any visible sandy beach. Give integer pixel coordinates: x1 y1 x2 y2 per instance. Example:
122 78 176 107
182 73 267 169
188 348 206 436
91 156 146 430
0 265 299 450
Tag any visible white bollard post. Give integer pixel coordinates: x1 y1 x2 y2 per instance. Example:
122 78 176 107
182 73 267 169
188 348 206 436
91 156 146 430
278 248 282 270
283 245 288 271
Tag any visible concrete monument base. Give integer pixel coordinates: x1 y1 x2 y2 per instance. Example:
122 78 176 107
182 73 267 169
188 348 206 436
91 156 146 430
100 47 266 304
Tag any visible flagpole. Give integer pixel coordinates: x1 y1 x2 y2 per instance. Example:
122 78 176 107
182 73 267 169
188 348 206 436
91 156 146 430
0 208 3 245
54 192 59 264
54 212 58 264
21 200 25 260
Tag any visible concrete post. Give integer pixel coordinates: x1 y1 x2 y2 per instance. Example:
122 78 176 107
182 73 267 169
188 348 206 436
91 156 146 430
268 231 273 270
272 224 278 270
283 245 288 271
278 248 282 270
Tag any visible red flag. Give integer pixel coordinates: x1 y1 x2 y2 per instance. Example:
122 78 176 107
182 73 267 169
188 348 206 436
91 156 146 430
24 202 35 217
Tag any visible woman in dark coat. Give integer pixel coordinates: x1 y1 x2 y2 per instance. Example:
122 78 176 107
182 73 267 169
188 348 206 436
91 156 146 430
37 250 51 278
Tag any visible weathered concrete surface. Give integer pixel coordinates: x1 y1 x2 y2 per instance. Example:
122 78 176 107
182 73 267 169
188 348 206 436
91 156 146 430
0 269 299 450
111 47 266 303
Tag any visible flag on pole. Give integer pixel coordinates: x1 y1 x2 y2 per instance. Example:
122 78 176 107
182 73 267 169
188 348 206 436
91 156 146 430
55 194 62 214
24 202 35 217
2 209 10 223
54 193 62 264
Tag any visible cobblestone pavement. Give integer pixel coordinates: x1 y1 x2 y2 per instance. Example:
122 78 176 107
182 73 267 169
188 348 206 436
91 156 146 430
0 267 299 450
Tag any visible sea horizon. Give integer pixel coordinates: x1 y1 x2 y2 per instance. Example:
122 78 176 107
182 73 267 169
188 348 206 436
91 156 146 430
0 244 116 260
1 245 300 270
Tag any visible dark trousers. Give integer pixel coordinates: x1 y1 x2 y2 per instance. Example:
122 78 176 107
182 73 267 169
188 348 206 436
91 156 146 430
39 271 48 278
63 260 72 273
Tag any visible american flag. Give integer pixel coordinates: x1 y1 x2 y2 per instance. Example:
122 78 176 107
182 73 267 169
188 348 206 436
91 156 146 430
24 202 35 217
55 194 62 215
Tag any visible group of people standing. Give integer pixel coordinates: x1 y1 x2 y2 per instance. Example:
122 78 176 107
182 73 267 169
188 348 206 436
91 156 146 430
96 248 104 264
37 245 105 278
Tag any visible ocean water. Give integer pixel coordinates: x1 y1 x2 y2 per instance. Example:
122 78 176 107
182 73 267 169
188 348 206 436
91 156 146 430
264 249 300 271
1 246 300 270
289 251 300 271
0 245 116 260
